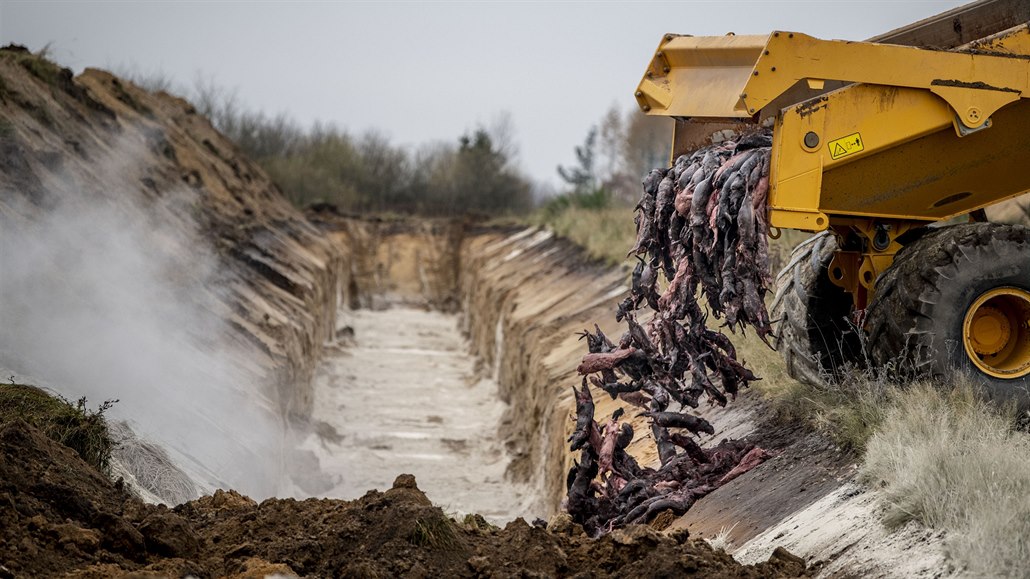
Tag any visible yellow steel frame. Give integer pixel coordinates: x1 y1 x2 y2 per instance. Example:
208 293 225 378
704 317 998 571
636 29 1028 129
636 25 1030 304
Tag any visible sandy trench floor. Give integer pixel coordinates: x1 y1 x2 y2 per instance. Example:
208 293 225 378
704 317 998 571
303 306 537 523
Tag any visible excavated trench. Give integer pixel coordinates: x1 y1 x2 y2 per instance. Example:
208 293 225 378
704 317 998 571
305 216 630 517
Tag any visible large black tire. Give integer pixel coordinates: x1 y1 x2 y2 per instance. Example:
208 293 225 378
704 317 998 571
771 231 862 386
865 223 1030 406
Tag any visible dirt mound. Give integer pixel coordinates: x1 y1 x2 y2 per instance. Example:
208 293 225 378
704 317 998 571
0 419 808 578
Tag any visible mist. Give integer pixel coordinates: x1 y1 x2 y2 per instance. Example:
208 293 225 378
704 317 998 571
0 149 289 501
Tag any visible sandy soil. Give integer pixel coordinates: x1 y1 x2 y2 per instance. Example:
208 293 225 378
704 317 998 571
734 482 950 578
303 306 537 523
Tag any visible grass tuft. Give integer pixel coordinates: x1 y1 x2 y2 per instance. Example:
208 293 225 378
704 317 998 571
458 512 497 532
862 380 1030 577
705 523 737 552
760 364 894 451
409 515 459 549
15 47 64 88
0 383 117 473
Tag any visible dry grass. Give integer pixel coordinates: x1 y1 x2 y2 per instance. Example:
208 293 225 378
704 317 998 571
705 523 738 552
755 365 895 451
862 381 1030 577
15 48 64 87
533 204 638 266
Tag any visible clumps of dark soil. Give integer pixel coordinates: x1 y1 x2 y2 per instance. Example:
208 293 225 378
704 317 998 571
567 133 775 534
0 419 807 577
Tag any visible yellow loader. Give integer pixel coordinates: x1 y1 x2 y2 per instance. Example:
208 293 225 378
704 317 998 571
635 0 1030 402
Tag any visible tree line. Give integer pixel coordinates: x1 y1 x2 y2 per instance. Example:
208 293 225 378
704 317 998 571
127 71 671 216
187 77 534 215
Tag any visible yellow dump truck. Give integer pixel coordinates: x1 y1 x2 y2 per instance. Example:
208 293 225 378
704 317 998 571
635 0 1030 402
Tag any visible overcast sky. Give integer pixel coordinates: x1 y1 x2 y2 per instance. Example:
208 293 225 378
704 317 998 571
1 0 966 188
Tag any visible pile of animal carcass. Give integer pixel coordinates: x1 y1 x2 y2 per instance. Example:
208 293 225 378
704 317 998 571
566 131 776 535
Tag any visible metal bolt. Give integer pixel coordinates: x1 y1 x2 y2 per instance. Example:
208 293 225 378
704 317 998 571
789 33 794 38
656 51 663 58
740 93 747 98
643 105 651 112
665 34 674 41
774 32 780 37
764 50 770 55
635 91 643 98
968 107 982 122
663 66 670 73
771 67 777 71
753 71 759 76
804 131 819 148
873 227 891 251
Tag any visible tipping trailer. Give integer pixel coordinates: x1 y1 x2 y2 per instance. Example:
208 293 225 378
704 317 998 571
635 0 1030 402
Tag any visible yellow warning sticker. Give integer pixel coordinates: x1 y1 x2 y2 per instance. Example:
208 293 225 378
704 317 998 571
828 132 864 160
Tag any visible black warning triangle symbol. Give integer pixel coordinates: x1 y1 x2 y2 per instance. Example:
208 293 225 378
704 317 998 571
833 143 847 157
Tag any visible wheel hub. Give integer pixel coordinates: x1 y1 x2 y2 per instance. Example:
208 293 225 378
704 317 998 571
969 306 1010 356
963 288 1030 379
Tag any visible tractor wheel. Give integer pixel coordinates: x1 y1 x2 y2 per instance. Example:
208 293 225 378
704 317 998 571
771 231 862 386
865 223 1030 406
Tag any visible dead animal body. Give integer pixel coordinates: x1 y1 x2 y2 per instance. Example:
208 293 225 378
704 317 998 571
566 132 775 535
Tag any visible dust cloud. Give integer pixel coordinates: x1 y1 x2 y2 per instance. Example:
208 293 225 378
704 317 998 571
0 155 288 501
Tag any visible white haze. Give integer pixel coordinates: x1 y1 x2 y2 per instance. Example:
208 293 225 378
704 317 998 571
0 152 288 500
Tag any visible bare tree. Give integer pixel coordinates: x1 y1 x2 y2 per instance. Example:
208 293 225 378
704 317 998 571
597 103 624 186
622 111 673 183
486 111 520 167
